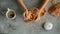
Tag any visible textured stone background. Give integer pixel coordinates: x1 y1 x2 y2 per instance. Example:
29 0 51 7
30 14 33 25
0 0 60 34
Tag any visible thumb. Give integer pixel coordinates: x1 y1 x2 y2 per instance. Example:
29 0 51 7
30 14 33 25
34 15 40 22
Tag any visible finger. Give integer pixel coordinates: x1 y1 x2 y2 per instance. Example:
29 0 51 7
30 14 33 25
35 17 40 22
22 12 26 19
23 12 30 20
22 12 28 20
34 15 40 22
25 10 29 14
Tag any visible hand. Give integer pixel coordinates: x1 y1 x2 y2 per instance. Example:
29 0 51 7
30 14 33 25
32 8 41 22
33 0 49 22
22 10 31 20
34 13 40 22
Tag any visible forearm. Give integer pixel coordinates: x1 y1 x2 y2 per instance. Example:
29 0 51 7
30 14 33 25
18 0 28 11
39 0 49 13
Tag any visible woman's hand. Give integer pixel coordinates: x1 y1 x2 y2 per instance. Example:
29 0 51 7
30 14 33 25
34 14 40 22
18 0 30 20
34 0 49 22
33 11 41 22
22 10 29 20
22 9 32 20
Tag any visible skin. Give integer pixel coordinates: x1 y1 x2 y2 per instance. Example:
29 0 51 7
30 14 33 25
18 0 49 22
35 0 49 21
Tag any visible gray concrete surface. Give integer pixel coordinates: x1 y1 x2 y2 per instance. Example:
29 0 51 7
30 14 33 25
0 0 60 34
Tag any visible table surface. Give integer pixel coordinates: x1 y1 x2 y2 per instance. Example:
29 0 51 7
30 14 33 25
0 0 60 34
